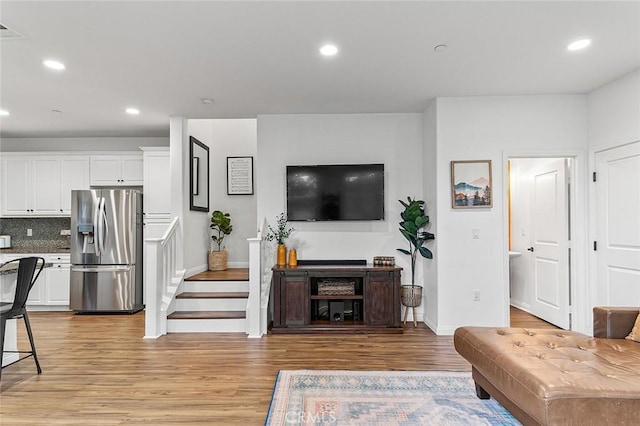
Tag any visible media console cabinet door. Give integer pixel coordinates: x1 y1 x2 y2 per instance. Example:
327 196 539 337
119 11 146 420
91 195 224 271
281 274 309 326
365 273 399 326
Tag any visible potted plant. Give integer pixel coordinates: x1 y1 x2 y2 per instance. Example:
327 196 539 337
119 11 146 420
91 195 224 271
396 197 435 325
264 212 294 266
209 210 233 271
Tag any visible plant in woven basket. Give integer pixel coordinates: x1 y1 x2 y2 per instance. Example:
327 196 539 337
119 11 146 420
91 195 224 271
210 210 233 251
397 197 435 287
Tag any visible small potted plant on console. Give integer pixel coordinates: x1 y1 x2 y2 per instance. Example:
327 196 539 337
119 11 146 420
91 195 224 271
264 212 294 266
209 210 233 271
397 197 435 326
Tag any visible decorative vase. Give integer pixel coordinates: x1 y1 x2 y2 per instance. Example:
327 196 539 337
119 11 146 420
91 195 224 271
288 248 297 267
400 285 423 327
277 244 287 266
208 250 228 271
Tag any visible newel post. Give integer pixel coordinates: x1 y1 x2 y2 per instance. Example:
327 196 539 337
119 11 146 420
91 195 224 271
144 238 162 339
247 237 263 338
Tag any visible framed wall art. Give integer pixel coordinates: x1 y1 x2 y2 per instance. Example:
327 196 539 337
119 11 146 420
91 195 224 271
227 156 254 195
189 136 210 212
451 160 492 209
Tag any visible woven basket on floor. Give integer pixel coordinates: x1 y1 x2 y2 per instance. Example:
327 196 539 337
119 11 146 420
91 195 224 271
208 250 228 271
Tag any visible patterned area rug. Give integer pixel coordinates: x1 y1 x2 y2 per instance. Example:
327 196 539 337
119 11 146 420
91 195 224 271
265 370 520 425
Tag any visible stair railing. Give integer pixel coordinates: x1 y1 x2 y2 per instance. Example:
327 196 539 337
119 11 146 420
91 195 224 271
247 236 275 338
144 217 186 338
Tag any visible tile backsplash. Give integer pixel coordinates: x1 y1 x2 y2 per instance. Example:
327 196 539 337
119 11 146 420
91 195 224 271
0 217 71 251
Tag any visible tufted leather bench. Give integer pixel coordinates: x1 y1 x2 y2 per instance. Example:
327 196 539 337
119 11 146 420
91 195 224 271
454 307 640 425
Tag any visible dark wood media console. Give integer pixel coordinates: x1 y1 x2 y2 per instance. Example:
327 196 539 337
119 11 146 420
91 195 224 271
270 264 403 334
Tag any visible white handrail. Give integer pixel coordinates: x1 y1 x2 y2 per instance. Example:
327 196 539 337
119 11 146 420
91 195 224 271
144 217 185 338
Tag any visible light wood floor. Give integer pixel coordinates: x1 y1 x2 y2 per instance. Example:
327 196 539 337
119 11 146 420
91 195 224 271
0 307 555 424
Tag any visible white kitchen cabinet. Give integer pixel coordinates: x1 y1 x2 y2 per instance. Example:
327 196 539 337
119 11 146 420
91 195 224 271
1 254 69 310
1 154 90 216
1 156 31 215
142 147 171 216
60 156 90 214
45 254 71 306
90 155 143 186
2 156 61 216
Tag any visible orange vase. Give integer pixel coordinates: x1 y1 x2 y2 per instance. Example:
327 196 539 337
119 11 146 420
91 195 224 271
288 249 298 267
277 244 287 266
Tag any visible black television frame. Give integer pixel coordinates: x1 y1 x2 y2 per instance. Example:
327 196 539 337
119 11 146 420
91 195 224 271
286 163 385 222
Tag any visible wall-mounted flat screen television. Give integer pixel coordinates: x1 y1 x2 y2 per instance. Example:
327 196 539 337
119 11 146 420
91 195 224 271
286 164 384 221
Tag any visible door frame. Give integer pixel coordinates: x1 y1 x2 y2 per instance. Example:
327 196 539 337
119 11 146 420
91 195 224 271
502 150 589 333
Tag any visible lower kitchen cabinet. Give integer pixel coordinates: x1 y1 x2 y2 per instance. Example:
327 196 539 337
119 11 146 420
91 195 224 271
45 254 70 306
1 253 71 311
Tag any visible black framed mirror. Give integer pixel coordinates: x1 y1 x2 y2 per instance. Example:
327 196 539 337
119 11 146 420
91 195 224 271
189 136 209 212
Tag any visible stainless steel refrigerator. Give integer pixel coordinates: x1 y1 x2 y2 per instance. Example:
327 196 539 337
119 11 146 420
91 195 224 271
70 189 143 313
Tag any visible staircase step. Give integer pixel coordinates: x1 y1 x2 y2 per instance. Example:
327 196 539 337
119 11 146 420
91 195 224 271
181 280 249 292
186 268 249 282
176 291 249 299
167 317 246 333
175 296 247 311
168 310 246 320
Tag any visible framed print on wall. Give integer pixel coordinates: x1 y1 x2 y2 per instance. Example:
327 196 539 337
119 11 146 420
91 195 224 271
227 156 254 195
189 136 210 212
451 160 492 208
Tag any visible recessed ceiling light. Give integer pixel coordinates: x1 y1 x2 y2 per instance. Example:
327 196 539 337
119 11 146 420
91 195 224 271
434 44 447 52
43 59 65 70
319 44 338 56
567 39 591 51
0 110 9 116
125 108 140 115
201 98 214 104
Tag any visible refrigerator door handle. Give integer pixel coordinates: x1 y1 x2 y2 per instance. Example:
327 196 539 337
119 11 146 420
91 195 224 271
71 266 132 273
98 197 107 255
93 196 101 256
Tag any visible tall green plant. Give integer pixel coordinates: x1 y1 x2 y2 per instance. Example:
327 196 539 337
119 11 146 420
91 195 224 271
210 210 233 251
397 197 435 286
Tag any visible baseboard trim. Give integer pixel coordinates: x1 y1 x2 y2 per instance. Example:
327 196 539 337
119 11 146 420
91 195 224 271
510 300 532 313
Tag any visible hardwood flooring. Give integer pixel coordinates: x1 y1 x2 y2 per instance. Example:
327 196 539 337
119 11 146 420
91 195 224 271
1 307 553 424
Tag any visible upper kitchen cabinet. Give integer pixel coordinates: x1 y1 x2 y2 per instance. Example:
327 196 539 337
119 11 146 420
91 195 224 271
1 154 90 216
60 156 90 213
141 147 171 217
90 154 143 186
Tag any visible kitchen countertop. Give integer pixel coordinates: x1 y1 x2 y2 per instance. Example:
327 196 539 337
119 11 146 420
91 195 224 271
0 261 53 275
0 247 70 254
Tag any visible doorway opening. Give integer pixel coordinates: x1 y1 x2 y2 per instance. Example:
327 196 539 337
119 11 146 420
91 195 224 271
507 157 575 329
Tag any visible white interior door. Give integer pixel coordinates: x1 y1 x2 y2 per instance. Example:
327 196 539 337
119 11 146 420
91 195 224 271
529 159 570 328
595 142 640 306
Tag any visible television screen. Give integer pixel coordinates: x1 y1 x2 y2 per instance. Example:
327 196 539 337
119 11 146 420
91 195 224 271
286 164 384 221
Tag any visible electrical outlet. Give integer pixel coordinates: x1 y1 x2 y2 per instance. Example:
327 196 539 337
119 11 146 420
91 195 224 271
27 228 33 237
60 229 71 236
473 290 480 301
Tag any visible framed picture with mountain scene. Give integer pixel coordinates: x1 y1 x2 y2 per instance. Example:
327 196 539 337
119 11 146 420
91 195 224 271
451 160 492 209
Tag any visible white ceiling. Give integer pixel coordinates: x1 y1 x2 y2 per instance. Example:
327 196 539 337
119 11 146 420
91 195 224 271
0 1 638 139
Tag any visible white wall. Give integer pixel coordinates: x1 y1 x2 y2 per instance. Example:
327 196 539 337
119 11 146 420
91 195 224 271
0 137 168 152
588 69 640 150
188 119 257 268
422 101 438 329
434 95 587 334
256 113 424 284
586 69 640 330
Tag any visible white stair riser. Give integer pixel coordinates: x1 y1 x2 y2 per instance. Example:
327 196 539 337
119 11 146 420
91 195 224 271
175 298 247 311
167 318 246 333
181 281 249 292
